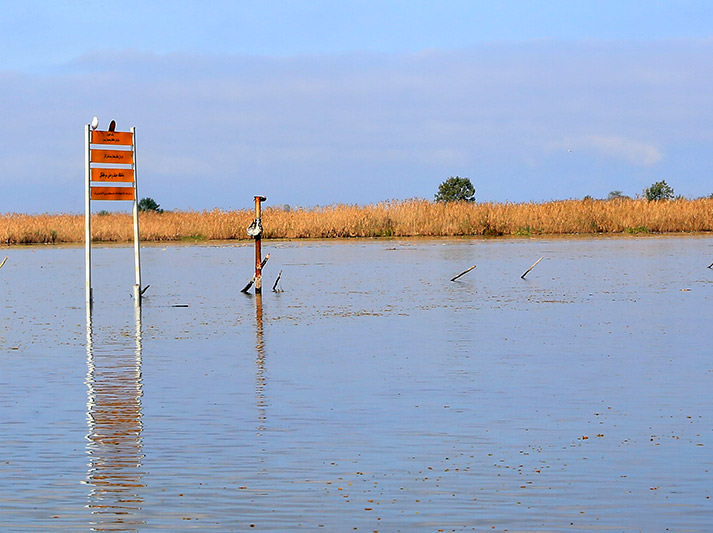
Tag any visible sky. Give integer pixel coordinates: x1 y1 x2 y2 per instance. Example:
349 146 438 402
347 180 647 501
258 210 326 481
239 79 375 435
2 0 712 213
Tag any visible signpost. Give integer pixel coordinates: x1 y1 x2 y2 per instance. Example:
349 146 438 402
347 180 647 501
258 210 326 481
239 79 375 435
84 121 143 307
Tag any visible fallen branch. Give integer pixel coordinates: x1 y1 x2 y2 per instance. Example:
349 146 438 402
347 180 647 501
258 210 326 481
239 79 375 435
450 265 476 282
521 257 544 279
241 254 270 293
241 279 254 293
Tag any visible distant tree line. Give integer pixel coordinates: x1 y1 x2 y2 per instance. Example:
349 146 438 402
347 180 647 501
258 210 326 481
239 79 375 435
433 177 713 204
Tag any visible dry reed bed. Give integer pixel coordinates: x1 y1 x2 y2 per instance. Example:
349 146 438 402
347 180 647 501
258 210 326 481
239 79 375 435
2 199 713 244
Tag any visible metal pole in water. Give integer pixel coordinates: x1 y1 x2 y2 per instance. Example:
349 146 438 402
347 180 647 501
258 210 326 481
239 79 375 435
131 127 142 305
84 123 93 307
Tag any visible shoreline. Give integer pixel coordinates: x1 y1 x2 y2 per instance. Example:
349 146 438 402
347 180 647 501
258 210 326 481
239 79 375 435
3 231 713 249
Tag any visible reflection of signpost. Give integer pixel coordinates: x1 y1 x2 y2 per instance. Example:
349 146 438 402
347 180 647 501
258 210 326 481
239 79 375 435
85 306 145 529
84 121 143 306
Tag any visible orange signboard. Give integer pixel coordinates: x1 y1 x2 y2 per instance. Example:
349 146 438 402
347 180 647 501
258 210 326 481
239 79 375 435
91 186 135 201
90 149 134 165
91 130 133 146
91 168 134 182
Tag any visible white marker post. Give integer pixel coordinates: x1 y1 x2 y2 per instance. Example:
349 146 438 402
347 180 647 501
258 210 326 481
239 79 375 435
85 121 143 307
131 127 142 303
84 124 92 306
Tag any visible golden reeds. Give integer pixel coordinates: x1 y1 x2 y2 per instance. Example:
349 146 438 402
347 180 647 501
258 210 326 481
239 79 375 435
2 198 712 245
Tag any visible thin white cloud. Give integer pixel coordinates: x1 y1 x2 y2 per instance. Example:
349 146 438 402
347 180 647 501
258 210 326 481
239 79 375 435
549 136 663 166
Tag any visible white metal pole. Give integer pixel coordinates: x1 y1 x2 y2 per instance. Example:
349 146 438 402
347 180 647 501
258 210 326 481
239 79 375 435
131 127 142 305
84 123 92 307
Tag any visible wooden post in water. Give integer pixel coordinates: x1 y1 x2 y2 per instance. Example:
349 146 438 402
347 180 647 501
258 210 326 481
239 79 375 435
252 196 267 294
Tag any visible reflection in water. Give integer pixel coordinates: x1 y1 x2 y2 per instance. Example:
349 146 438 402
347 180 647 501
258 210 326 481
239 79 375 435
85 305 145 530
255 293 267 435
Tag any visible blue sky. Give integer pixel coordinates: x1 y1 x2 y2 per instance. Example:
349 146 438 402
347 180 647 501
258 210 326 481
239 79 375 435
2 1 712 213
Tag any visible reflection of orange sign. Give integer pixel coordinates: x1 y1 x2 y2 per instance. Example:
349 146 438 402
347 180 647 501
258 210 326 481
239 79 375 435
90 149 134 165
91 186 135 201
91 168 134 182
91 130 133 146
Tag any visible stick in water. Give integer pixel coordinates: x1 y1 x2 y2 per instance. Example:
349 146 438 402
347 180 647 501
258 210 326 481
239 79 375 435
241 254 270 293
272 270 283 292
450 265 476 282
241 278 254 293
0 257 6 270
521 257 544 279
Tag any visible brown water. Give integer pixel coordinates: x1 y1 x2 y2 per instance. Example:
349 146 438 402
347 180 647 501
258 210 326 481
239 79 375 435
1 236 712 531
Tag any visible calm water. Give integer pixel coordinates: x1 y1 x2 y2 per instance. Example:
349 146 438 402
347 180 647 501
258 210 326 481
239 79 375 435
1 236 712 531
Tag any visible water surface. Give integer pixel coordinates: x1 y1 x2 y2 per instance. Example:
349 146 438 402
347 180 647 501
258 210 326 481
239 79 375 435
1 236 712 531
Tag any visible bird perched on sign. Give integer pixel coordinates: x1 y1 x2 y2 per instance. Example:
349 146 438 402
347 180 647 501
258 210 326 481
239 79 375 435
91 116 99 130
108 120 116 132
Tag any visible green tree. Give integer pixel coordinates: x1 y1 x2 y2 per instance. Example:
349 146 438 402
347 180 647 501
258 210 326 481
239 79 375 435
607 190 630 200
435 176 475 203
138 197 163 213
643 180 674 201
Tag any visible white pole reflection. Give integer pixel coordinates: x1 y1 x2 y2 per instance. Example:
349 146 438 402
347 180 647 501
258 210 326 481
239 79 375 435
85 304 145 530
